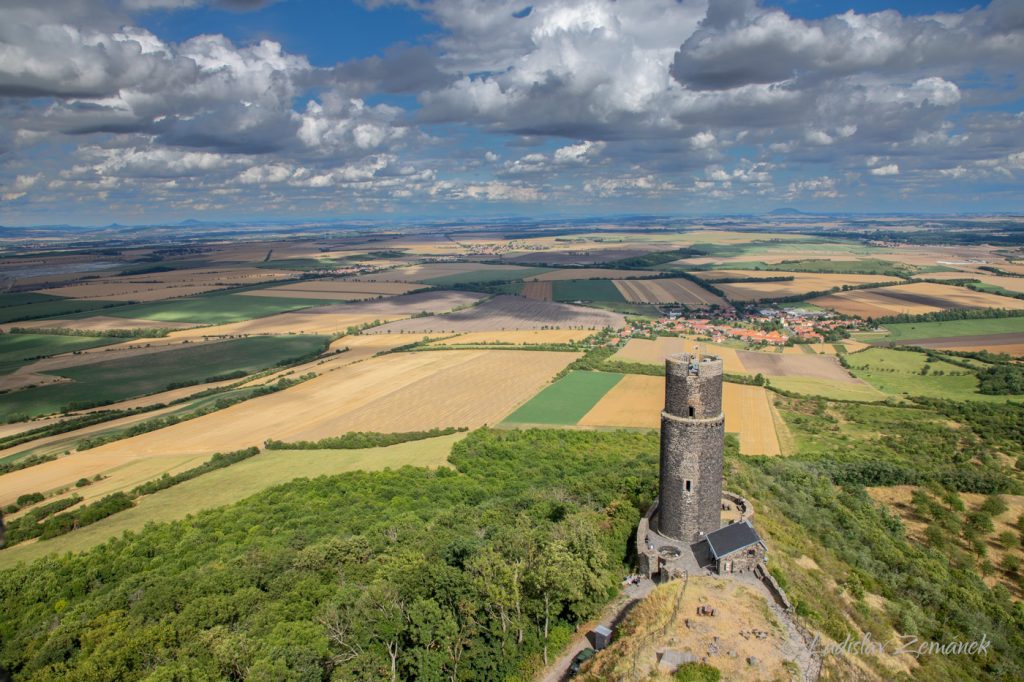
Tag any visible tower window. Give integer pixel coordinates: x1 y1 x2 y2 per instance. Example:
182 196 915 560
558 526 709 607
684 479 692 492
688 406 695 417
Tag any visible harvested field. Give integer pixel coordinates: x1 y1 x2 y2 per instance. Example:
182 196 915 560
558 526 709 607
576 376 782 455
43 268 294 301
429 329 593 345
525 268 661 281
611 336 747 373
355 262 547 283
0 434 463 567
5 316 196 333
365 295 625 334
521 281 553 301
712 271 900 301
236 279 426 301
171 291 487 337
737 350 858 383
811 282 1024 317
902 333 1024 356
0 350 575 494
613 278 726 306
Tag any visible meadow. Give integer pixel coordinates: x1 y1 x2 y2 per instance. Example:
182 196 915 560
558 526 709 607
0 335 329 420
845 347 1020 402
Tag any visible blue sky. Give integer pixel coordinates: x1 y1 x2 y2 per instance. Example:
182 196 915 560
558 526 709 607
0 0 1022 225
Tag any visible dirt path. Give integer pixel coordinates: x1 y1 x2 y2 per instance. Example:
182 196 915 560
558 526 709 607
537 578 656 682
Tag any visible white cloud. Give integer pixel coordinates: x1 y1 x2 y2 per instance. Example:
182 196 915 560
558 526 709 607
869 164 900 176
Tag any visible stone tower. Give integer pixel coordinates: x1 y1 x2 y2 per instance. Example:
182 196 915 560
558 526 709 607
656 352 724 542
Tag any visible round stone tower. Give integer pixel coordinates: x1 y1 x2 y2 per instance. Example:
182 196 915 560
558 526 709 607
656 352 724 543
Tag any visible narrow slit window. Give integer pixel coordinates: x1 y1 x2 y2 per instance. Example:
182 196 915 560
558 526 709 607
688 406 695 417
684 479 692 492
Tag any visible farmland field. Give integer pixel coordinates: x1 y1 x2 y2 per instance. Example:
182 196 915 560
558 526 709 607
43 267 294 301
566 374 782 455
614 278 726 306
712 272 900 301
72 293 339 325
7 315 197 333
914 271 1024 294
0 334 329 420
552 279 626 302
811 282 1024 317
520 280 553 301
170 291 488 337
428 329 593 345
737 350 858 383
365 295 625 333
0 298 128 325
236 279 426 301
0 349 576 497
0 333 121 374
356 263 550 284
504 371 623 424
0 434 463 568
879 316 1024 342
525 268 661 281
611 336 748 373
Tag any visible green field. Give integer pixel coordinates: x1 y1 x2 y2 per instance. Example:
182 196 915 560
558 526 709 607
0 335 329 420
0 292 64 309
70 293 335 324
552 279 626 302
0 297 128 324
0 433 464 568
503 371 623 424
845 347 1018 402
420 267 551 286
880 316 1024 342
0 333 121 374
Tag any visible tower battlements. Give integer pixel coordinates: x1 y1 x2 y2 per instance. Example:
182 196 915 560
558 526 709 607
656 352 724 543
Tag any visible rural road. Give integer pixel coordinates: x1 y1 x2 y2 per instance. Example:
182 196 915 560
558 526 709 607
537 577 656 682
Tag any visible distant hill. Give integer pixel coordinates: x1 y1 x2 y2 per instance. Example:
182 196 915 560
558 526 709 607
768 207 806 215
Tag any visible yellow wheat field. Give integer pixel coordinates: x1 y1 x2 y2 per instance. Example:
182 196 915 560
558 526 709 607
577 376 780 455
0 349 576 501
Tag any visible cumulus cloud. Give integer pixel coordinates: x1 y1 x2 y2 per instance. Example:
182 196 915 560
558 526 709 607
870 164 900 176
